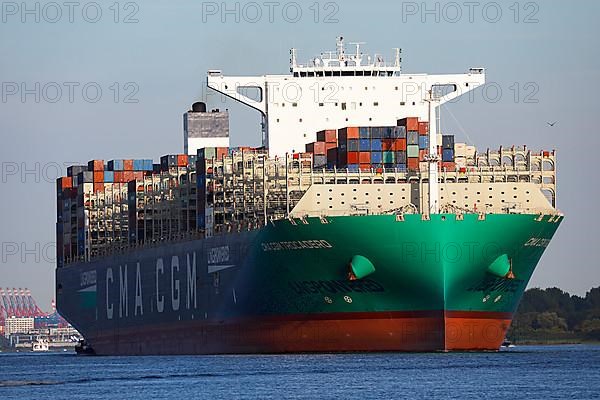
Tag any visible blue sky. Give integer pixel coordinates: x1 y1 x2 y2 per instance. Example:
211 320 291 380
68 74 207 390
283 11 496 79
1 0 599 309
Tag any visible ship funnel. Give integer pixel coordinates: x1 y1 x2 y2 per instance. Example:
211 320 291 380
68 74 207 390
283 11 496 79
191 102 207 113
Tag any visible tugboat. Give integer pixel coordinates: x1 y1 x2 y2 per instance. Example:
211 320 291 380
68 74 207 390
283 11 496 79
75 339 96 355
32 339 49 352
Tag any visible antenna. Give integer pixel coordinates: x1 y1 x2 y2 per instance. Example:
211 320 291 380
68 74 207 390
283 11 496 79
425 89 441 215
336 36 345 60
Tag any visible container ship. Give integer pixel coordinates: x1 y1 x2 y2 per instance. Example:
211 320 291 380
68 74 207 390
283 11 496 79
55 38 562 354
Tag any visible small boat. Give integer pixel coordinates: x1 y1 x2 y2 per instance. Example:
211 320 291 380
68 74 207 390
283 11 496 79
32 340 49 352
501 339 515 348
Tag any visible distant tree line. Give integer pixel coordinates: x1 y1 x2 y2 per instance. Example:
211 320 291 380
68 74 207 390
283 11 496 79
508 286 600 343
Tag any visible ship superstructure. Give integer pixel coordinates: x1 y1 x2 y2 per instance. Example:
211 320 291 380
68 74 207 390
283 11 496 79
55 38 562 355
207 36 485 158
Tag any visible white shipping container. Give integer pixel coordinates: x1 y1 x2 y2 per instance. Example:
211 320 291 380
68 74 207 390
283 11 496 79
454 142 467 157
466 145 476 158
455 156 467 168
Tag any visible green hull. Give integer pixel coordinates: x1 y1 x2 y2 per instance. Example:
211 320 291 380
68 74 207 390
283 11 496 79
57 213 562 354
243 213 561 316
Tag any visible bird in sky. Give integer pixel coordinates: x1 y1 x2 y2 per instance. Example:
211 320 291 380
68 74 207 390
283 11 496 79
546 121 558 127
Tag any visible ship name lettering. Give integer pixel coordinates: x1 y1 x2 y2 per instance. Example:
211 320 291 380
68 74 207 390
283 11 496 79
80 270 97 287
171 256 180 311
261 240 332 252
288 279 384 295
156 258 165 313
119 264 128 318
135 262 143 316
524 237 550 247
106 267 113 320
208 246 229 264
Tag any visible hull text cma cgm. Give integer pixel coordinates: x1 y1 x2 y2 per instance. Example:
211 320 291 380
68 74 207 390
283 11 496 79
55 37 562 354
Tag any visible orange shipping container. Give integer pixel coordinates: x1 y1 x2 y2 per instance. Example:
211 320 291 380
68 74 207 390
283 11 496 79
407 158 419 170
419 149 428 161
397 117 419 131
123 171 134 182
306 142 326 155
316 129 337 143
339 127 360 140
88 159 104 171
133 171 144 180
418 121 429 135
325 142 337 151
58 177 73 189
93 171 104 183
177 154 188 166
93 183 104 193
359 152 371 163
359 164 371 171
124 159 134 171
394 138 407 151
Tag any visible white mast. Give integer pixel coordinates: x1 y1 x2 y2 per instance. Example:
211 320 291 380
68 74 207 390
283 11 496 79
426 89 440 215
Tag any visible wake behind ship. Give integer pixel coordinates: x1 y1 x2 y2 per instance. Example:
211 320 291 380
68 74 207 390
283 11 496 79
56 38 562 354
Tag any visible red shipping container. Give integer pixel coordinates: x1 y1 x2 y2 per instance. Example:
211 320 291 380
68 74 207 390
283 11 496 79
325 142 337 151
93 183 104 193
359 152 371 164
133 171 144 180
442 162 456 171
347 151 359 164
114 171 124 183
382 139 394 151
316 129 337 143
306 142 326 155
394 138 407 151
93 171 104 183
407 158 419 170
359 164 371 171
124 159 134 171
397 117 419 131
419 149 428 161
542 151 550 157
177 154 188 166
418 121 429 135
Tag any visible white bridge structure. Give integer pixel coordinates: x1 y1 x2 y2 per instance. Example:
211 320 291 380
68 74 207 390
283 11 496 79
207 36 485 156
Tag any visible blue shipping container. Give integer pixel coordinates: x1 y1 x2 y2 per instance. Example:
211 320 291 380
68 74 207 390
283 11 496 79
359 127 370 139
371 151 382 163
108 160 124 171
418 135 429 150
132 159 143 171
347 164 360 172
442 149 454 162
104 171 114 183
359 139 371 151
371 139 382 151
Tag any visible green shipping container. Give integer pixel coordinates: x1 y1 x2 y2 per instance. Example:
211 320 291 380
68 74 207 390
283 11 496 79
383 151 395 163
407 145 419 158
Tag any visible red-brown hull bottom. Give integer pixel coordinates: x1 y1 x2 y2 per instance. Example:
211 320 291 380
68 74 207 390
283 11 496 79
87 311 512 355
